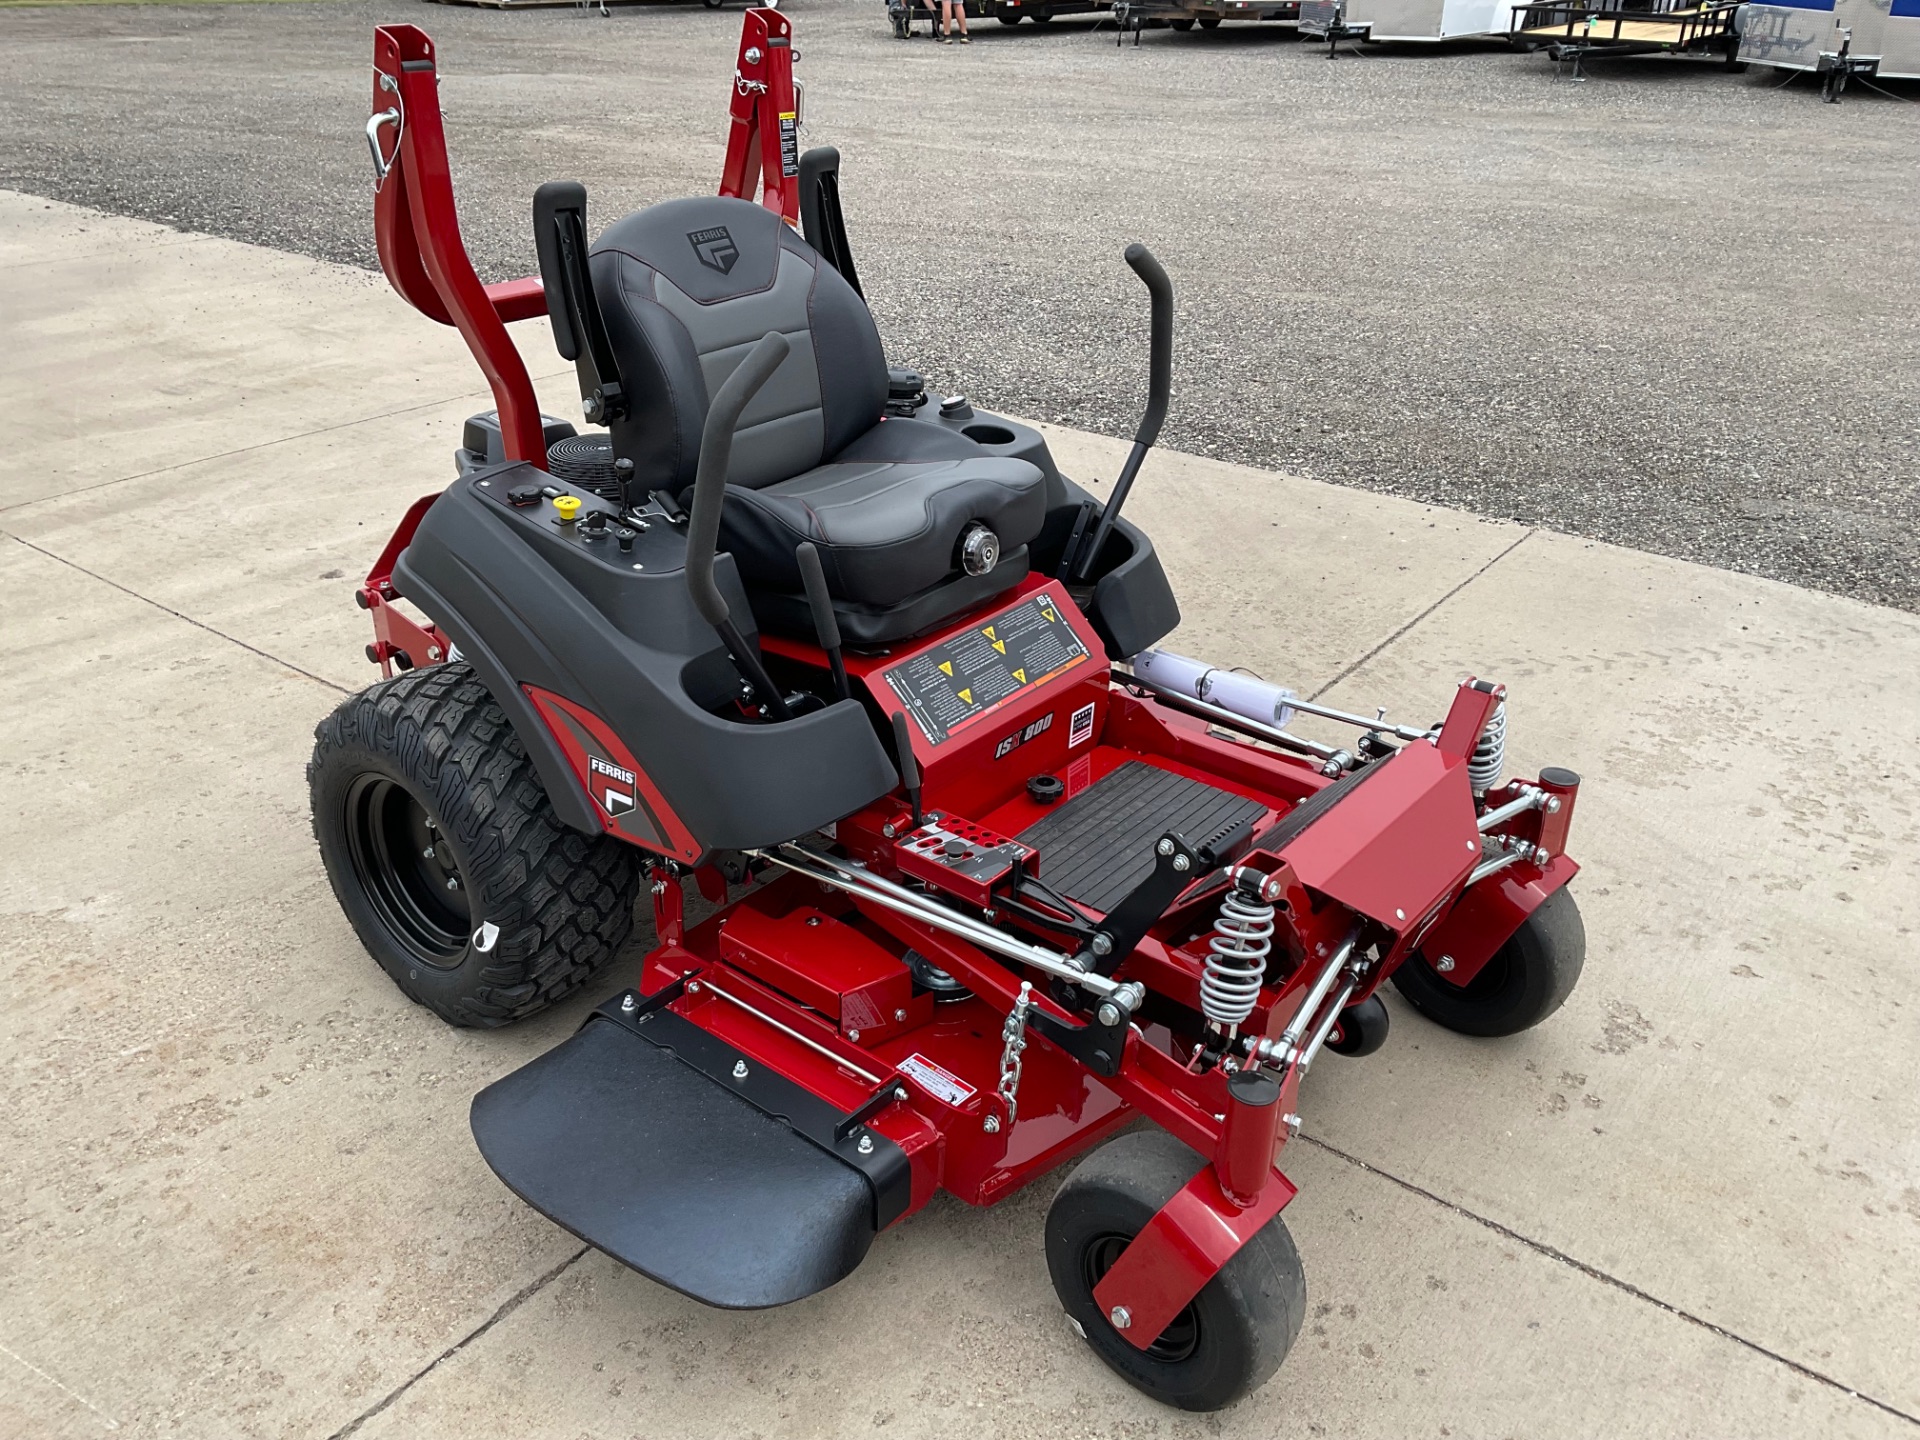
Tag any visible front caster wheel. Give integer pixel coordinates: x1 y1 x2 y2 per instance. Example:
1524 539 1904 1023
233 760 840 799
1324 993 1389 1056
1045 1131 1306 1411
310 664 640 1027
1393 886 1585 1038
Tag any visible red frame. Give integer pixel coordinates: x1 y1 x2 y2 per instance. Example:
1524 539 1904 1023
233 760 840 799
357 14 1583 1356
361 11 803 673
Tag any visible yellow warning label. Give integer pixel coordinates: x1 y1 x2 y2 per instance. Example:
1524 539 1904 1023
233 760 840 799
1040 605 1059 624
958 687 973 703
991 640 1006 654
982 626 997 640
938 661 953 677
1012 668 1026 683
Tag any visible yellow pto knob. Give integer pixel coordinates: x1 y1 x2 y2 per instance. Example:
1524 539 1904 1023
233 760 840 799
553 494 581 523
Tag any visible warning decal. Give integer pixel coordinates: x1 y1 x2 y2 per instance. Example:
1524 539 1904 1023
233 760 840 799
898 1053 977 1108
883 590 1092 745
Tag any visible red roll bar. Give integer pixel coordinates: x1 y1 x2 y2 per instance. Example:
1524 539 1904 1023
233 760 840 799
366 9 802 469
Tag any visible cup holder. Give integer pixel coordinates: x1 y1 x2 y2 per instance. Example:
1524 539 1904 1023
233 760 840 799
961 422 1016 447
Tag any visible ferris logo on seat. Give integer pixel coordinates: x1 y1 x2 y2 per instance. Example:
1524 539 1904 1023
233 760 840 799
687 225 740 274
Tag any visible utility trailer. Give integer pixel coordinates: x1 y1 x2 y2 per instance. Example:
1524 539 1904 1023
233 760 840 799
1109 0 1302 44
1738 0 1919 98
1509 0 1743 74
1299 0 1509 49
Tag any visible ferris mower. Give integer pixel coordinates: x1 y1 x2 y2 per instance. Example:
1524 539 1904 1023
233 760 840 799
314 9 1586 1410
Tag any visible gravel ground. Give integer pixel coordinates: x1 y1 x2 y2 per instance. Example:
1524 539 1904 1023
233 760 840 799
4 0 1917 608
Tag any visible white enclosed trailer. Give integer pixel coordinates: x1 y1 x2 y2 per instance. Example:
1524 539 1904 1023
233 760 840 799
1738 0 1919 96
1300 0 1511 42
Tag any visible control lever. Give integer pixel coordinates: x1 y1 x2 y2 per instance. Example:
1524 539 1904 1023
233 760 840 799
685 332 794 723
795 541 851 704
890 711 924 827
1070 244 1173 583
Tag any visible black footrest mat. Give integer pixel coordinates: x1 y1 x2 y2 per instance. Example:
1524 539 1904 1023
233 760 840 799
470 1011 878 1309
1019 760 1268 914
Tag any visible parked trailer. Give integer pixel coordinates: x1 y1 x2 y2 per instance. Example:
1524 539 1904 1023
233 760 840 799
1299 0 1511 49
1509 0 1743 74
1739 0 1918 98
888 0 1106 33
1109 0 1302 43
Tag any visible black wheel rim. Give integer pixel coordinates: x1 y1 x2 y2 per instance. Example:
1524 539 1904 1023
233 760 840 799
343 774 471 967
1083 1233 1201 1363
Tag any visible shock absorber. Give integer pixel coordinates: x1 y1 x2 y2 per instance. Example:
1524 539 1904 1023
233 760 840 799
1469 700 1507 795
1202 868 1278 1034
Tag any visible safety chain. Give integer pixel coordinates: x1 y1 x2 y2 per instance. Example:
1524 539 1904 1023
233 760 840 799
990 981 1033 1133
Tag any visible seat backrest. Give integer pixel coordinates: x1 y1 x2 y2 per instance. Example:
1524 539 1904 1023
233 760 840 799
589 196 887 493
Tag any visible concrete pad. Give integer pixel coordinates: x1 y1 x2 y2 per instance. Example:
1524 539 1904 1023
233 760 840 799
1307 535 1920 1414
0 187 554 510
2 373 582 694
3 196 1914 1439
349 1147 1897 1440
0 192 209 269
1038 424 1528 690
0 537 623 1440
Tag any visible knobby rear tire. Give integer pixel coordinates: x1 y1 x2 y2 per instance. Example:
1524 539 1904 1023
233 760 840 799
309 664 639 1027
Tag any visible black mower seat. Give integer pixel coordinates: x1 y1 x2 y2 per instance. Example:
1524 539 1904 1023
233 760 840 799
721 420 1047 607
588 196 1043 637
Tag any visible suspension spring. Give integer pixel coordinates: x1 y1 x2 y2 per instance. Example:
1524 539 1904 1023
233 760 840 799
1469 701 1507 794
1202 886 1274 1029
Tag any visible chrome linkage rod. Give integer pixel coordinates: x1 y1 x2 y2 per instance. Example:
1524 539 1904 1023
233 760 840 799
1244 930 1361 1072
1125 673 1352 773
1477 783 1558 834
749 843 1135 1002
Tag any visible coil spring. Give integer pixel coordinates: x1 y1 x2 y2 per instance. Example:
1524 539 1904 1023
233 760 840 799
1469 701 1507 794
1202 889 1274 1029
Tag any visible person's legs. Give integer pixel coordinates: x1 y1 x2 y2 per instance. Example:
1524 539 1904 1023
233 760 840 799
939 0 957 39
954 0 970 37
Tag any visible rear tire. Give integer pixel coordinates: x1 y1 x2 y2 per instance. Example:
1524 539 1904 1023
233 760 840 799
1171 16 1195 27
1197 12 1221 24
1046 1132 1306 1410
310 664 639 1027
1393 886 1584 1038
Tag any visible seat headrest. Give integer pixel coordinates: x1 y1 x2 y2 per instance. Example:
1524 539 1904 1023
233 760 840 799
591 196 789 305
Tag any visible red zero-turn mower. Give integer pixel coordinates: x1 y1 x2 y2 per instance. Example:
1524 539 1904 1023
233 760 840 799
314 11 1586 1410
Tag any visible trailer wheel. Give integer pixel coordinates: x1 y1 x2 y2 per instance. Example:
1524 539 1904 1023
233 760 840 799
1046 1132 1306 1411
1170 16 1195 27
1197 13 1221 25
1029 7 1053 17
998 12 1022 21
310 664 639 1028
1393 886 1584 1038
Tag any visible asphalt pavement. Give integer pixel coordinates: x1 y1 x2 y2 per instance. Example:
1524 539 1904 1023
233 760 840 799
1 0 1917 608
